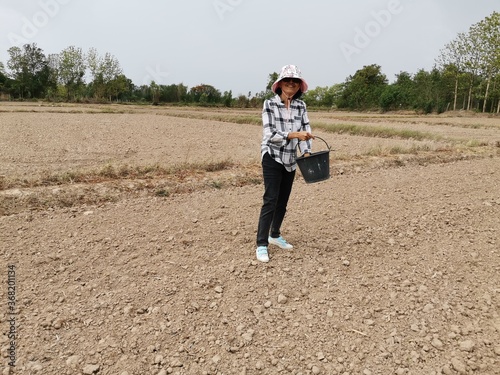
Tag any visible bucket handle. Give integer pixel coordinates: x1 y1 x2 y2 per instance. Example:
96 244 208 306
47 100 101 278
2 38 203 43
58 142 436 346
300 136 331 156
313 136 331 151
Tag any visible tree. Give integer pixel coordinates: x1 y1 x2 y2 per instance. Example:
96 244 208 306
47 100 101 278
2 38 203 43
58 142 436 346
188 84 221 104
45 53 61 101
86 47 100 83
439 64 466 111
0 62 7 92
394 71 416 108
159 83 187 103
7 46 26 97
435 11 500 113
222 90 232 107
462 25 483 111
264 72 278 99
149 81 160 105
235 94 249 108
87 48 123 100
7 43 53 98
412 69 442 113
475 12 500 112
303 85 342 107
492 74 500 113
101 52 123 84
436 33 468 110
338 64 388 110
58 46 86 101
108 74 133 101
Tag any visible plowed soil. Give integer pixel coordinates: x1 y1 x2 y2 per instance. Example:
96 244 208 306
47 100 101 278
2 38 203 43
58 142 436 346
1 103 499 375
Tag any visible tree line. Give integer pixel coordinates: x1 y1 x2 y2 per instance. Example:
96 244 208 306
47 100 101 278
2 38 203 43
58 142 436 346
306 11 500 113
0 11 498 113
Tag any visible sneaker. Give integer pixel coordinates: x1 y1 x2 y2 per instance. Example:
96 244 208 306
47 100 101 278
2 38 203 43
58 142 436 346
268 236 293 250
256 246 269 263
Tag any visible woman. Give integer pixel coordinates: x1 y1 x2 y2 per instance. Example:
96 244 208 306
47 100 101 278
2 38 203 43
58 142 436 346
256 64 314 263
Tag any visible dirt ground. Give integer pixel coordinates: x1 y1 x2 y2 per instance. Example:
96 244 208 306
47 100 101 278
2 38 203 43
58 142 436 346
1 103 499 375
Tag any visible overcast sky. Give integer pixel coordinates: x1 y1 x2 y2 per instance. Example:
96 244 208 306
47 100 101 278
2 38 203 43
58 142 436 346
0 0 498 95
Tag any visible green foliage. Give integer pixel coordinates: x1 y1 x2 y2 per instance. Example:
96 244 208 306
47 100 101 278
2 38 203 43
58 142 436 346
222 90 232 107
149 81 160 105
86 48 123 101
7 43 54 99
338 64 388 110
108 75 134 101
0 62 8 94
379 71 416 112
58 46 86 101
436 11 500 112
266 72 278 96
379 85 401 112
235 94 249 108
188 84 221 104
1 12 499 112
303 84 342 107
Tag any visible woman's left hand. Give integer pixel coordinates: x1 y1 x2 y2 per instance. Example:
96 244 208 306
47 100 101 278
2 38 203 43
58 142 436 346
293 131 314 141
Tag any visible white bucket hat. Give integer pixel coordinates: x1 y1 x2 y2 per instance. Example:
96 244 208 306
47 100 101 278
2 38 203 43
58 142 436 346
271 64 309 94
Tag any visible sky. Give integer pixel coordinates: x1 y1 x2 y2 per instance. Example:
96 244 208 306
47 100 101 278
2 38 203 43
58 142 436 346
0 0 498 96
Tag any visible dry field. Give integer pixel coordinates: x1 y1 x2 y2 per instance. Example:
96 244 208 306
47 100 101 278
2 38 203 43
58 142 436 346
1 102 500 375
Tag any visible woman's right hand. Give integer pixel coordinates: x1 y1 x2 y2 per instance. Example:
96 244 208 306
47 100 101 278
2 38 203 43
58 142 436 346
293 131 314 141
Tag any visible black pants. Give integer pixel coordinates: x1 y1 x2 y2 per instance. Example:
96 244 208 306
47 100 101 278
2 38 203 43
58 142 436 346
256 153 296 247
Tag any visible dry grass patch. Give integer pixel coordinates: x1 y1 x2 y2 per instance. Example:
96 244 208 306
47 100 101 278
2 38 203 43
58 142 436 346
0 159 262 215
157 111 491 146
365 143 436 156
156 110 262 126
314 122 440 141
0 160 235 191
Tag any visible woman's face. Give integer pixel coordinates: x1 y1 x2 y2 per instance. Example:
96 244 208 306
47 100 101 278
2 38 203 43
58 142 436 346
279 78 301 97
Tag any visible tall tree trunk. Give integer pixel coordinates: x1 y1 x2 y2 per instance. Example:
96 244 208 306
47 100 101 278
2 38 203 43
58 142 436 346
466 74 472 110
490 78 496 112
467 83 473 111
453 76 458 111
492 80 498 113
482 75 491 113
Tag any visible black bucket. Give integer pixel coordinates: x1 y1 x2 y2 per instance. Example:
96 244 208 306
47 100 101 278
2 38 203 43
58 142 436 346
296 136 331 183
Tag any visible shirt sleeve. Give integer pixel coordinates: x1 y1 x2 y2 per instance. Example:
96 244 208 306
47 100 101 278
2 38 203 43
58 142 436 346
262 100 288 146
298 102 312 153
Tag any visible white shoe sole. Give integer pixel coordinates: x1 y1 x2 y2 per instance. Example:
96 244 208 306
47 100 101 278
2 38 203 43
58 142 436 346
268 237 293 250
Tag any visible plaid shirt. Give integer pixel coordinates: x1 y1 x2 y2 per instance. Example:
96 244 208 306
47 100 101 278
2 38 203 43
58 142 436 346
261 94 312 172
